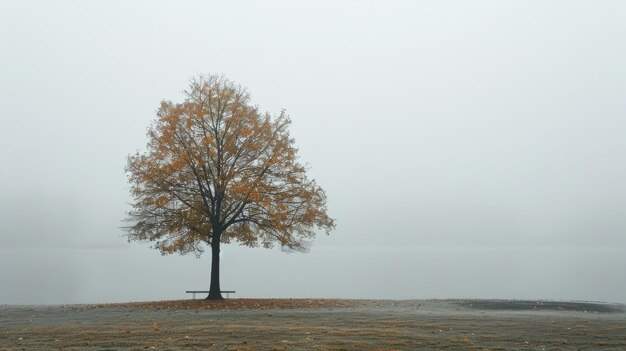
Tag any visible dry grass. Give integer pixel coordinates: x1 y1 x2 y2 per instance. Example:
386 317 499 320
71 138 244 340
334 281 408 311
1 299 625 350
88 298 352 311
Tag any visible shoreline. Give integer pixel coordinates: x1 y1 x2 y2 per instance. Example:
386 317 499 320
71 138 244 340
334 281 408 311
3 298 625 311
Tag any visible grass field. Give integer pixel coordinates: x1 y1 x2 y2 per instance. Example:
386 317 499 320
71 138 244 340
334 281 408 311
1 299 625 350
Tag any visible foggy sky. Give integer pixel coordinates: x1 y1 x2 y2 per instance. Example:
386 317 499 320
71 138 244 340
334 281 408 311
1 1 625 304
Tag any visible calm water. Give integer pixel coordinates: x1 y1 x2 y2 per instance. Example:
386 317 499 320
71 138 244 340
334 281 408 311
1 246 624 305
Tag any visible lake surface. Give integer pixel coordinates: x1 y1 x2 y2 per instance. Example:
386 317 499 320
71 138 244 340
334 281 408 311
1 246 624 305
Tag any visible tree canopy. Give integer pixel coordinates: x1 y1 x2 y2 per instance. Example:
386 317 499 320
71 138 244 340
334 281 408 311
125 75 334 298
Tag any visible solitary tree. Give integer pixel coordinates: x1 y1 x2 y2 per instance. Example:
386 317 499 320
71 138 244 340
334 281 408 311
125 75 335 299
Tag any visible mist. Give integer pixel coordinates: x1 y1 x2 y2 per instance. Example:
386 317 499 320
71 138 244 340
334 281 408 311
1 1 625 304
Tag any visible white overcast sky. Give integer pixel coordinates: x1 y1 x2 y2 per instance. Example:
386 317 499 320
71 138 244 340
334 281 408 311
1 1 626 304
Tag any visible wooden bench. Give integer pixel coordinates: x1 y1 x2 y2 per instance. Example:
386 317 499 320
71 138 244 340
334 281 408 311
185 290 236 299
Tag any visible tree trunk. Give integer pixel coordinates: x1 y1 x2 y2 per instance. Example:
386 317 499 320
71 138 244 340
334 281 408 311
206 234 223 300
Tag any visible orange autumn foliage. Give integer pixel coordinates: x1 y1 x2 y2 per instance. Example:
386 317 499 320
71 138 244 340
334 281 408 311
125 74 335 256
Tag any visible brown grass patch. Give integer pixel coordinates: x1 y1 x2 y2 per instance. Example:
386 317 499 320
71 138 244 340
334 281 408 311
87 298 353 311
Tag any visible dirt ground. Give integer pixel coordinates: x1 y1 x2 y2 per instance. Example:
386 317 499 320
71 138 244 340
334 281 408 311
1 299 625 350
